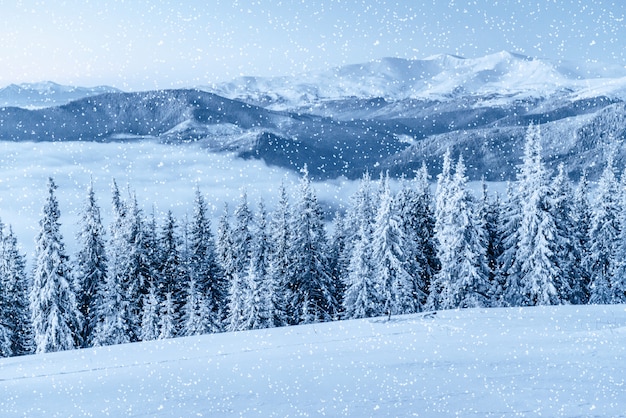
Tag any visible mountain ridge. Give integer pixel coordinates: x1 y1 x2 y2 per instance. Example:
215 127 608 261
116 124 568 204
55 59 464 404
1 52 626 181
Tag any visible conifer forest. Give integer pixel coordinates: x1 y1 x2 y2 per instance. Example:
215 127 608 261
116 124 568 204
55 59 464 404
1 124 624 356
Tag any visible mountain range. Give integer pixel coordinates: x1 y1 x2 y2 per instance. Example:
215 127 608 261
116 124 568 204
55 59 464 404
2 51 626 181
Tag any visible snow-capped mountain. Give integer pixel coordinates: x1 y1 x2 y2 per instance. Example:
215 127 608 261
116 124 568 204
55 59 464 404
205 51 626 111
0 81 120 108
1 52 626 181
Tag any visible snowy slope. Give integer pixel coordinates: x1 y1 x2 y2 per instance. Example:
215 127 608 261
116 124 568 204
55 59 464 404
1 305 625 417
205 52 626 110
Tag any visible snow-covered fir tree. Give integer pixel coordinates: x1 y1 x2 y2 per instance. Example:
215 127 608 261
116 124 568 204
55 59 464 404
588 155 621 304
371 172 415 315
180 277 211 336
287 165 337 324
430 156 492 309
232 192 253 280
243 199 273 329
265 182 291 328
158 292 177 339
30 178 82 353
570 170 592 304
0 224 33 356
608 168 626 303
187 187 223 333
342 173 381 319
92 181 133 347
156 210 188 332
74 181 108 346
394 165 437 312
478 180 503 303
549 164 577 303
139 282 160 341
512 124 561 306
497 182 523 307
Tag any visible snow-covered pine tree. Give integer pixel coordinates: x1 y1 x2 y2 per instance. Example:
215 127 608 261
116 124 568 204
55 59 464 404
243 199 273 329
427 149 453 311
158 292 176 339
478 180 503 303
287 165 337 324
187 187 223 333
0 220 13 357
608 168 626 303
342 221 380 319
225 269 248 332
232 192 253 279
588 155 621 304
328 212 348 312
92 181 133 347
139 282 160 341
0 224 33 356
513 124 561 306
265 182 291 328
216 203 235 325
342 172 381 319
432 156 492 309
570 170 592 304
549 164 577 303
156 210 187 335
497 182 522 306
394 165 436 312
180 277 211 336
74 180 108 347
30 178 82 353
371 172 415 315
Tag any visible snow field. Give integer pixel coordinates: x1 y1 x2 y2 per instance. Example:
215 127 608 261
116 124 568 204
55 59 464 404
1 304 625 417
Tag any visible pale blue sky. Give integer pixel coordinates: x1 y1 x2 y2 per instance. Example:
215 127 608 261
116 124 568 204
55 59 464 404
0 0 624 90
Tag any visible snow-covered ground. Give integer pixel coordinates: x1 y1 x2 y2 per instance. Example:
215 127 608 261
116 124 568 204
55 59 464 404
1 304 625 417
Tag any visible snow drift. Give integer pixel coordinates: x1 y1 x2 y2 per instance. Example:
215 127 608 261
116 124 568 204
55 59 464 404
1 304 625 417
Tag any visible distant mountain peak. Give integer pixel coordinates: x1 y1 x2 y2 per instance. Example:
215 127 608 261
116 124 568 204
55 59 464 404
0 82 121 109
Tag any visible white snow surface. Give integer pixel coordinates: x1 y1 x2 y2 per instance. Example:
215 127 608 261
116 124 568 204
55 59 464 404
205 52 626 110
1 304 625 417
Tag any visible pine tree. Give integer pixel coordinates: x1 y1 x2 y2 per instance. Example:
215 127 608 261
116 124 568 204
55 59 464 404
513 124 561 306
156 210 187 326
430 156 491 310
232 192 253 279
570 170 592 304
74 181 108 346
427 149 453 310
609 168 626 303
497 182 523 306
371 173 415 315
30 178 81 353
394 166 436 312
188 187 223 333
139 282 160 341
588 155 621 304
93 181 133 346
265 182 291 328
343 221 380 318
287 165 337 324
216 203 235 313
158 292 176 339
181 277 211 336
549 164 577 303
0 224 33 356
478 180 503 304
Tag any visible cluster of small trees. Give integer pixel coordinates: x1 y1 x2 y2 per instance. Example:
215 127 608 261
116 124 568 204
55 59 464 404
1 123 625 357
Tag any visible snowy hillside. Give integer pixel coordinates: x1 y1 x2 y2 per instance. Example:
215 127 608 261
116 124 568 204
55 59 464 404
205 51 626 110
0 81 120 108
1 53 626 181
1 305 625 417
